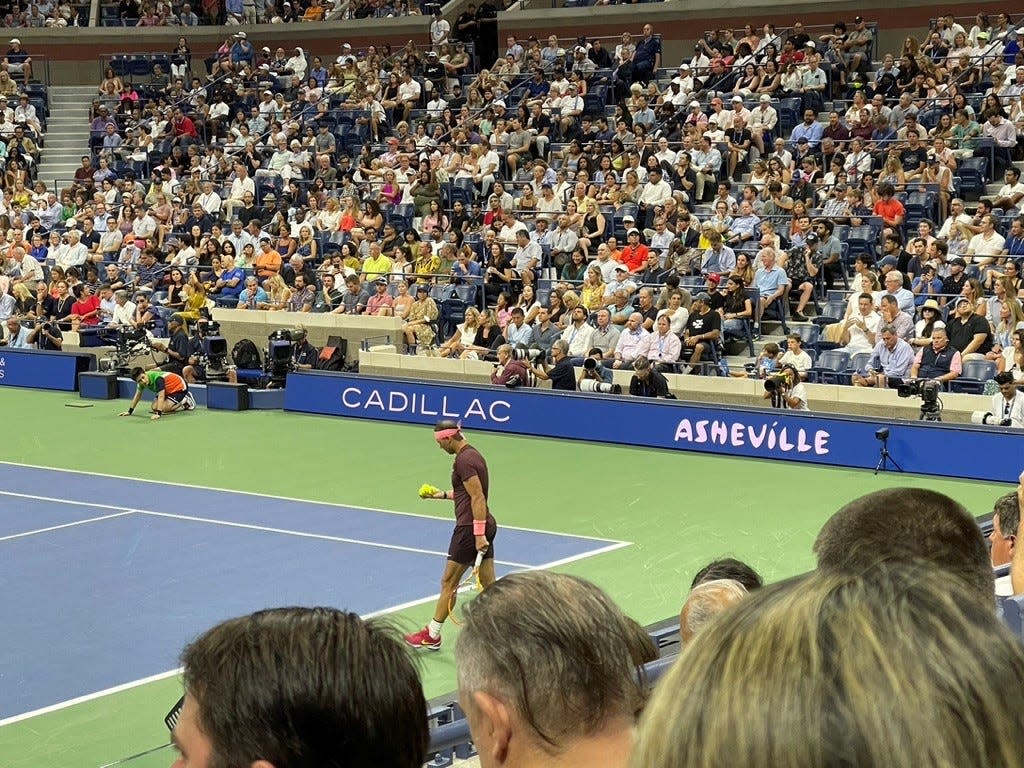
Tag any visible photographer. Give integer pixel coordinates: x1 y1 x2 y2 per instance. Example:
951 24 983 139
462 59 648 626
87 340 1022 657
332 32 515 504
490 343 531 387
530 339 576 391
26 319 63 350
989 373 1024 429
629 355 673 398
578 348 621 394
762 363 808 410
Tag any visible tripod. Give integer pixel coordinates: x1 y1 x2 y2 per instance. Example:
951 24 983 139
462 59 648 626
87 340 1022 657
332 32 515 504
873 433 903 475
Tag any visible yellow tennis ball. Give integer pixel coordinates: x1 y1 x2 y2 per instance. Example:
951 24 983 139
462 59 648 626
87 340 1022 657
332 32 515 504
418 484 440 499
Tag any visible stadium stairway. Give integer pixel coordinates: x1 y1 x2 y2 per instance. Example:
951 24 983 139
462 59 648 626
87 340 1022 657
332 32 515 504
38 85 94 193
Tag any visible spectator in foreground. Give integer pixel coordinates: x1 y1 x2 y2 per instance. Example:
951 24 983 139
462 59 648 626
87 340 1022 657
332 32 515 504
989 491 1020 596
813 487 993 606
633 564 1024 768
176 606 428 768
679 578 747 645
456 571 647 768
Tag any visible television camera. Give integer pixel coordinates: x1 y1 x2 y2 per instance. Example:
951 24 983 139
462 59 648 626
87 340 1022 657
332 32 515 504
896 378 943 422
98 322 155 377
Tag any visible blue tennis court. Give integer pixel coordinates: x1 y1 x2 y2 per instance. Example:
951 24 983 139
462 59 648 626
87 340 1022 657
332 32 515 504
0 464 629 722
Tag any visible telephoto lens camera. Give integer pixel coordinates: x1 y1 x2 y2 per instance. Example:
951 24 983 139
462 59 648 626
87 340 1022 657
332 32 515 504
763 373 789 392
510 344 544 363
971 411 1012 428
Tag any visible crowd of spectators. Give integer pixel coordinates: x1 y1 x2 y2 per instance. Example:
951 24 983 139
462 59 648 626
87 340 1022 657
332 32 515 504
0 14 1023 402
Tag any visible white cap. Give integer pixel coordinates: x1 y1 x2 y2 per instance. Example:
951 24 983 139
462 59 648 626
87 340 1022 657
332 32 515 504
759 94 771 103
805 40 815 48
689 100 700 108
9 38 20 44
234 31 246 38
1016 27 1024 34
731 95 743 103
493 100 506 109
342 42 351 49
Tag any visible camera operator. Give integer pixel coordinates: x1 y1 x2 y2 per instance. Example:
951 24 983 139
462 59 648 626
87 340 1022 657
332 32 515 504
762 363 808 410
990 373 1024 428
289 326 319 370
150 315 190 375
530 339 576 390
490 343 531 387
629 354 674 398
26 319 63 350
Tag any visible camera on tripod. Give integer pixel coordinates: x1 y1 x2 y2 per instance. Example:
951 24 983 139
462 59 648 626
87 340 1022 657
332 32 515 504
265 328 305 386
896 378 943 421
98 322 155 376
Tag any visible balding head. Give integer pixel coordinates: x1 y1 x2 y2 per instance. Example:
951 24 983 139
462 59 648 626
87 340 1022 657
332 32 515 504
680 578 748 644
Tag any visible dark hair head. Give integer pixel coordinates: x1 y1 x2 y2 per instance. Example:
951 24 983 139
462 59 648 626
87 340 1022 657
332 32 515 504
182 607 428 768
813 488 992 606
691 557 764 591
994 492 1021 539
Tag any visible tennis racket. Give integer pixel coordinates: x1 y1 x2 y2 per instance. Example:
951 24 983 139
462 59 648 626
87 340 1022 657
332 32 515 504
447 550 484 626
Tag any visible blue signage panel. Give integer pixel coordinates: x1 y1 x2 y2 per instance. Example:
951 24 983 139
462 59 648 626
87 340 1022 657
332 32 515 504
0 349 94 391
284 372 1023 483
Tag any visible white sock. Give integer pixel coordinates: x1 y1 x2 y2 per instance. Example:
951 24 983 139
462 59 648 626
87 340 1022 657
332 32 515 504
427 620 444 639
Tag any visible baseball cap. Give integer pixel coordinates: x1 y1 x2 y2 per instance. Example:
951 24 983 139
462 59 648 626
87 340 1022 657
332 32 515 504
806 40 816 49
234 31 246 38
706 273 721 285
854 15 863 23
493 100 507 109
259 235 271 242
574 45 587 54
949 256 967 267
262 46 271 53
426 51 437 57
615 265 628 273
877 255 898 268
921 299 941 311
342 42 352 49
689 100 701 108
977 31 989 39
627 228 640 236
954 296 971 307
731 95 743 103
375 277 388 286
759 94 771 103
263 193 276 201
415 283 429 293
805 232 819 244
1016 27 1024 35
694 291 712 304
9 38 20 44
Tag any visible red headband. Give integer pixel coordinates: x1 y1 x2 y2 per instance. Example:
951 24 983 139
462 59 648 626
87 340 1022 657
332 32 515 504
434 426 461 441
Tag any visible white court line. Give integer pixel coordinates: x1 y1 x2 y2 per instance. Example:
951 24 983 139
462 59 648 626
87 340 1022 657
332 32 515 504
0 511 135 543
0 542 633 727
0 463 635 728
0 460 629 545
137 509 535 569
0 490 536 568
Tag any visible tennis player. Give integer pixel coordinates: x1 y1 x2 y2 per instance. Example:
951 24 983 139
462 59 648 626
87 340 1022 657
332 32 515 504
405 419 497 651
119 366 196 420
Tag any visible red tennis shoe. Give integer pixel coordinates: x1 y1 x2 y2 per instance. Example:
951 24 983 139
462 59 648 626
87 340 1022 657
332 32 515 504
404 627 442 651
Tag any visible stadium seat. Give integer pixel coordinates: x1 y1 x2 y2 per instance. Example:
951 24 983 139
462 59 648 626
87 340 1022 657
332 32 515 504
808 350 849 384
949 360 997 394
